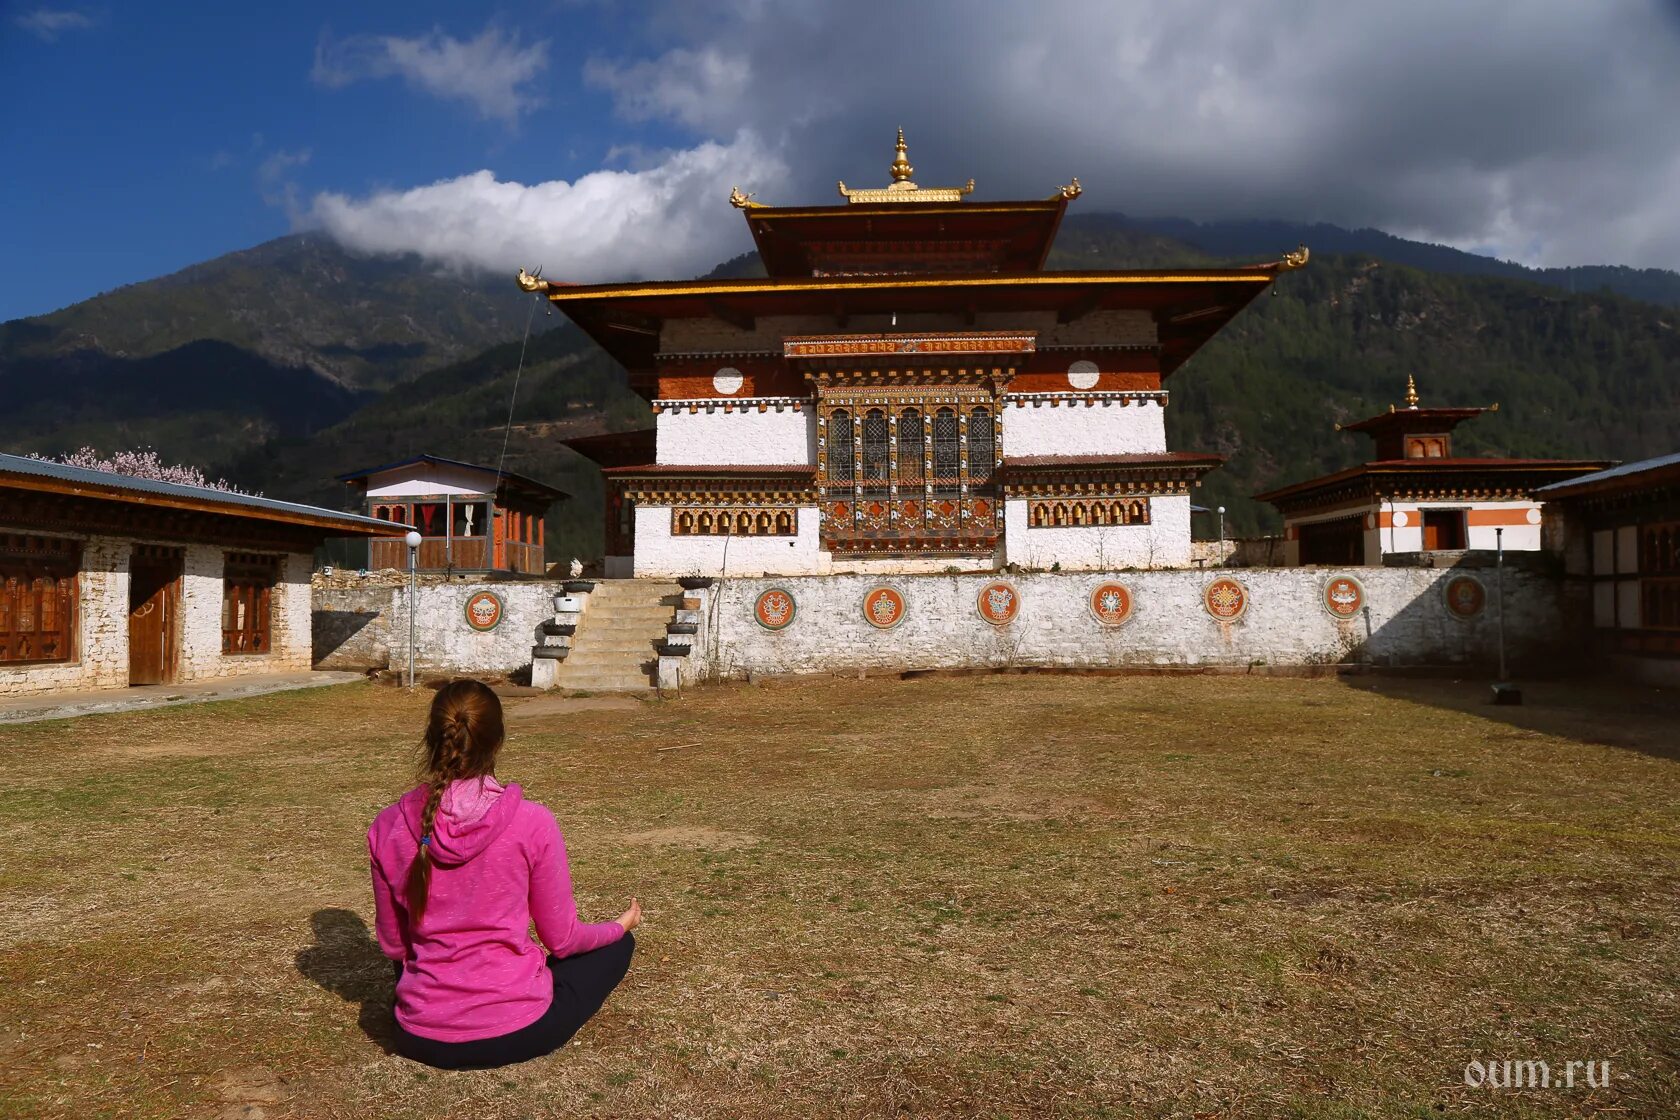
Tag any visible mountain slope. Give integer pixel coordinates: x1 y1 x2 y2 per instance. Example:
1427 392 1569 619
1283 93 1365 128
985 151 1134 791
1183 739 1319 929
1113 215 1680 307
0 233 546 390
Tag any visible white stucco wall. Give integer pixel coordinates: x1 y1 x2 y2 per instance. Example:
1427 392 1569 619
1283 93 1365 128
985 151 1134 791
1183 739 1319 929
318 580 560 676
176 548 313 683
365 463 497 497
632 505 826 577
700 564 1567 679
1003 494 1193 570
656 408 816 466
1000 397 1167 457
0 535 130 696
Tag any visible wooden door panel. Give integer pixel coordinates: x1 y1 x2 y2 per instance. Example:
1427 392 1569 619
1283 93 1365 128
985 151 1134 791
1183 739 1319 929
129 557 180 686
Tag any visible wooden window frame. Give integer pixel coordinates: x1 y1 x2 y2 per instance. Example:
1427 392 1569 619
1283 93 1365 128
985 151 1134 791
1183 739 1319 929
0 535 80 667
223 553 280 656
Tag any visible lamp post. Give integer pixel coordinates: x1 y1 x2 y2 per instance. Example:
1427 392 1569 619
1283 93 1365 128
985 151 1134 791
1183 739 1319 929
405 530 422 689
1217 506 1227 561
1492 526 1521 705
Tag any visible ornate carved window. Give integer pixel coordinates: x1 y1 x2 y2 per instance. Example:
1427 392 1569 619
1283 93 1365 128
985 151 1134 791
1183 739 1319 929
861 409 890 483
897 408 924 483
223 553 278 655
969 406 994 483
829 409 855 483
932 408 960 489
0 535 79 665
1027 497 1152 529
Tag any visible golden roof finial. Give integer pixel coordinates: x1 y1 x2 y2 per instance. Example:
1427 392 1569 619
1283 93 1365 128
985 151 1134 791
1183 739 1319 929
1279 244 1310 270
1404 373 1420 408
890 127 914 183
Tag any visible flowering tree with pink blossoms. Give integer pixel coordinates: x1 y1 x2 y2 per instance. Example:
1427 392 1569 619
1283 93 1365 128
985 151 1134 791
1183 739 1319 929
29 447 259 496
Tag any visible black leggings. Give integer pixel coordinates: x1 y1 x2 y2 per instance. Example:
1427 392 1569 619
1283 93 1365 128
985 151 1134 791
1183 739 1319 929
393 932 635 1070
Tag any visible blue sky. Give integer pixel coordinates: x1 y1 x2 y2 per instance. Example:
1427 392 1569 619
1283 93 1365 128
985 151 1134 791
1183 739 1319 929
5 1 1680 323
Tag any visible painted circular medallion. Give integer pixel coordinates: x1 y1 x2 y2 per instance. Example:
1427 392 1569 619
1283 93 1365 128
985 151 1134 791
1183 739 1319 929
1204 577 1248 622
464 590 504 632
1443 574 1486 619
976 580 1021 626
862 586 907 629
712 366 744 394
1067 359 1100 390
753 587 797 631
1322 574 1366 620
1088 581 1135 627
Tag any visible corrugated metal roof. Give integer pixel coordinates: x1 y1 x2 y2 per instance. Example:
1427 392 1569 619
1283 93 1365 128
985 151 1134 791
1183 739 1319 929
1533 450 1680 494
0 452 394 531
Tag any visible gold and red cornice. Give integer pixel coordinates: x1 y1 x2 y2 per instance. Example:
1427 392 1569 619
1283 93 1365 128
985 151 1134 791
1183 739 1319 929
1256 460 1612 516
998 454 1220 497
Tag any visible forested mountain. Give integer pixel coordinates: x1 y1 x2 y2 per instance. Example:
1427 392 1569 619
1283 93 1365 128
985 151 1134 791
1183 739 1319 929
4 214 1676 553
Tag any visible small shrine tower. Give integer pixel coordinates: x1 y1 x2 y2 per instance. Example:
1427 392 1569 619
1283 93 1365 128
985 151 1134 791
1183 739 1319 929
1255 377 1609 565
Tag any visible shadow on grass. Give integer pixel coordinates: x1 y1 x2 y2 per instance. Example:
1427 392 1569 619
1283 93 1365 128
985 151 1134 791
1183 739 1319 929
1335 673 1680 763
295 908 399 1054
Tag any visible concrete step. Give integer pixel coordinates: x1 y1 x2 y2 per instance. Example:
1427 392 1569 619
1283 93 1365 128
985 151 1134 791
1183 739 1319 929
555 649 652 664
552 672 655 691
567 643 662 657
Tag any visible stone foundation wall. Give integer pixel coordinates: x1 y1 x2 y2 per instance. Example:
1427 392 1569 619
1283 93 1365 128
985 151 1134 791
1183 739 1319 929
698 563 1569 680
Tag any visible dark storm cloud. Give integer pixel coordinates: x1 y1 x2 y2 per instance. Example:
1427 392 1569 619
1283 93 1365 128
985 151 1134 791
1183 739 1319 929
585 0 1680 268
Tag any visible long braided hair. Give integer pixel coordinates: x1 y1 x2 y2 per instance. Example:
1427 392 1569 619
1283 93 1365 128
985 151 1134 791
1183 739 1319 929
407 678 504 926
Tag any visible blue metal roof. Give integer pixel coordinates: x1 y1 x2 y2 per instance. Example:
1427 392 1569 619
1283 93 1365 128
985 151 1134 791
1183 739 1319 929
0 452 395 532
1534 450 1680 495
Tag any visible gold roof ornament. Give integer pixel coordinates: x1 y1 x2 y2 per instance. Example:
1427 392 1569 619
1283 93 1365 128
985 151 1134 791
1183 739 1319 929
515 266 549 293
1404 373 1420 408
1052 177 1083 201
1279 244 1310 270
837 128 977 204
728 186 760 210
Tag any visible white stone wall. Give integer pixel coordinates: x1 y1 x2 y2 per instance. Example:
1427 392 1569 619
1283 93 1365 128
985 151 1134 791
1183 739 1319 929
1000 397 1167 457
0 533 313 697
632 506 826 577
0 535 130 696
655 408 815 466
700 564 1565 679
320 580 561 676
1003 494 1193 570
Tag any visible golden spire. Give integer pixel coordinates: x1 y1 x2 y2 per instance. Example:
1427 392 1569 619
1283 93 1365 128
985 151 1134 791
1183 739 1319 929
837 128 975 203
1404 373 1420 408
890 127 914 183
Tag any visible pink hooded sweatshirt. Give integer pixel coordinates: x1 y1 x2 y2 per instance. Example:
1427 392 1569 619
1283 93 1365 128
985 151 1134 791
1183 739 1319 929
367 776 625 1042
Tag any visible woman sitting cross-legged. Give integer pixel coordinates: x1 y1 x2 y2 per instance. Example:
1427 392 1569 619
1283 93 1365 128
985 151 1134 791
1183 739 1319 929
368 678 640 1069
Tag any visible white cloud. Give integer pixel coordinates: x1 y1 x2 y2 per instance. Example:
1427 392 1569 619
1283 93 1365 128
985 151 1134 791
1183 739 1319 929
312 25 549 124
577 0 1680 270
13 7 94 41
303 131 786 281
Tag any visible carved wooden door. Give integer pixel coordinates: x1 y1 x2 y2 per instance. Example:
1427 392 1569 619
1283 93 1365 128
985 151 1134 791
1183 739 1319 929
128 552 181 686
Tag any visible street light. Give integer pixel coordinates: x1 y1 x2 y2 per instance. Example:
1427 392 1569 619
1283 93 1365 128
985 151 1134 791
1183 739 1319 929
405 530 422 689
1216 506 1227 560
1492 526 1521 705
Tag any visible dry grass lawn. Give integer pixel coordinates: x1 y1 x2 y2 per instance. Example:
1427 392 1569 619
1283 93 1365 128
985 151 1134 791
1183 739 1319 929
1 673 1677 1119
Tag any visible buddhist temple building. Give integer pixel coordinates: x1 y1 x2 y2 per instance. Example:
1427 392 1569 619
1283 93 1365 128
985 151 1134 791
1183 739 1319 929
338 455 565 576
547 130 1308 577
1255 376 1609 565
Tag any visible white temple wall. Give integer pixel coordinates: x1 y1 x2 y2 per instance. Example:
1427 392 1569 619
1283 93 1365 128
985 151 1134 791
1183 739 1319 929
632 505 827 577
655 409 816 466
700 564 1569 680
1003 494 1192 570
1000 398 1167 457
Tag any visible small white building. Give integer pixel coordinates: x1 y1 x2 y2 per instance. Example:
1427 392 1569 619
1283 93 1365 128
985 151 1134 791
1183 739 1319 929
1255 378 1609 566
0 453 396 697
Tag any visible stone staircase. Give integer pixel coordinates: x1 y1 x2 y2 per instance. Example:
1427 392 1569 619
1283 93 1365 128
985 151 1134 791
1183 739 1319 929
547 580 683 692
